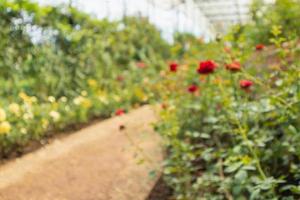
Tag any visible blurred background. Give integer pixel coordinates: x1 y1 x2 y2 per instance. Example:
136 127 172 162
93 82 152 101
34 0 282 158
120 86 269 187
35 0 274 41
1 0 299 163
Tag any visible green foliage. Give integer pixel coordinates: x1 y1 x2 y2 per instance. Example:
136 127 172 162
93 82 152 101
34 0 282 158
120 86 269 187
1 1 300 199
156 13 300 200
227 0 300 46
0 0 169 155
0 0 170 97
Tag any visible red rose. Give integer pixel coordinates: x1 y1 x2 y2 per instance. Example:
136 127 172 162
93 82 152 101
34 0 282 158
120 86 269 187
239 80 253 89
226 61 241 72
115 109 125 116
169 62 178 72
136 62 146 68
197 60 217 74
188 84 198 93
256 44 265 51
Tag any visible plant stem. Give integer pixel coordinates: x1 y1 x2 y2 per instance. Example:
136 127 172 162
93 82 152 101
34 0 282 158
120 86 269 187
217 81 267 180
218 158 234 200
235 121 267 180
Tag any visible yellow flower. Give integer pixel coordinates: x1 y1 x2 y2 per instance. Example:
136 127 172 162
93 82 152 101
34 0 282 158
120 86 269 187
88 79 97 88
42 119 49 129
0 108 6 121
19 92 28 100
19 92 36 104
135 88 148 102
0 121 11 135
19 92 30 102
113 95 121 102
81 91 88 97
73 96 92 108
97 90 109 105
241 155 252 165
82 99 92 109
99 96 108 105
8 103 20 116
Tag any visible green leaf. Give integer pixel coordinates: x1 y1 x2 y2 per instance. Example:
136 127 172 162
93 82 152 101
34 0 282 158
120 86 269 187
225 162 243 173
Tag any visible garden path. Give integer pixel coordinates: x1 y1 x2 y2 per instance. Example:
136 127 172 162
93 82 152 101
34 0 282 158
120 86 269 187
0 105 163 200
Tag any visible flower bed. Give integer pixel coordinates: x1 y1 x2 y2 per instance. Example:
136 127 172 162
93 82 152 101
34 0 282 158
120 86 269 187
0 0 169 157
1 0 300 199
156 26 300 199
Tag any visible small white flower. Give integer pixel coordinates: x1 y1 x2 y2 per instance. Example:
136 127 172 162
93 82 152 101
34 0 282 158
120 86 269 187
21 128 27 135
48 96 56 103
60 97 68 103
23 112 34 120
99 96 109 105
31 96 38 103
73 96 84 105
49 111 60 122
8 103 20 115
42 119 49 129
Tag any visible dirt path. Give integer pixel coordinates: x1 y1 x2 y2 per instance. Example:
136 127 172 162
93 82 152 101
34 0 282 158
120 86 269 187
0 105 163 200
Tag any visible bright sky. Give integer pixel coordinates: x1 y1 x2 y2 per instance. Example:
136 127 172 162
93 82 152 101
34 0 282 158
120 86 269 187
35 0 215 41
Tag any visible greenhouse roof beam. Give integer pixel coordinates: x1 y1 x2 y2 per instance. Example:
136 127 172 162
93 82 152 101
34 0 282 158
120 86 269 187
205 12 249 18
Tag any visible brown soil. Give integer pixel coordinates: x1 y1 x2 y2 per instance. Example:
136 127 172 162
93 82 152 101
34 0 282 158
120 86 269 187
146 176 173 200
0 105 163 200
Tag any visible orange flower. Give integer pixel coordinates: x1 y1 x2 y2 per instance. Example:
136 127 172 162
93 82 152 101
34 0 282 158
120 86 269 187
256 44 265 51
226 61 241 72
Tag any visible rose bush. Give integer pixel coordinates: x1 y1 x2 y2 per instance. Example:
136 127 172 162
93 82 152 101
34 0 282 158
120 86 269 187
156 26 300 200
1 1 300 200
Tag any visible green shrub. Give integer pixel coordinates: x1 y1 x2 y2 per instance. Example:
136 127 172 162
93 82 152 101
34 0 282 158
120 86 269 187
0 0 169 155
227 0 300 47
157 24 300 200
